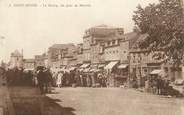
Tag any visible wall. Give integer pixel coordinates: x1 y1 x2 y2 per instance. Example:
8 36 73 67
83 36 91 62
120 41 129 63
10 56 23 68
104 46 120 61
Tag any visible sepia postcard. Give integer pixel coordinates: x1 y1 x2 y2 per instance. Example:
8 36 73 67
0 0 184 115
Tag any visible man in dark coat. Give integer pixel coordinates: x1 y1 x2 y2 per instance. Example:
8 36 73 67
44 68 53 93
37 69 45 94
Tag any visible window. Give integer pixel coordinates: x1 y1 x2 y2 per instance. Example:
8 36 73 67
144 69 147 73
112 40 115 45
133 54 136 63
108 41 111 46
115 40 118 45
164 67 168 73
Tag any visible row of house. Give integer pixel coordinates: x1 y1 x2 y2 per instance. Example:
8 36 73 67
8 24 184 87
48 25 135 73
47 25 184 85
8 50 48 71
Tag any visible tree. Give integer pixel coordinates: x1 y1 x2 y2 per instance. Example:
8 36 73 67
132 0 184 66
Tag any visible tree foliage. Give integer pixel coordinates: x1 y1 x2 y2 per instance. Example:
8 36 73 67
132 0 184 66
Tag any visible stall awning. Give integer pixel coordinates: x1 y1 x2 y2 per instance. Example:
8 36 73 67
150 69 162 75
80 63 90 68
60 66 66 70
98 64 106 68
90 68 95 72
104 61 118 69
79 68 84 72
24 68 34 71
118 64 128 69
69 67 76 71
83 68 90 72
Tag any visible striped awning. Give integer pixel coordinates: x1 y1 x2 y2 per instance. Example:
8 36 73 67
150 69 162 75
118 64 128 69
104 61 118 69
80 63 90 68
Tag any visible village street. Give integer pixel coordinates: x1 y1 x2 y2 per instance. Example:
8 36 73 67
43 87 184 115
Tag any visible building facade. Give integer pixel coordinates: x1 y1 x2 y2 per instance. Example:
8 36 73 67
9 50 23 69
129 33 184 87
48 43 77 69
35 53 47 68
83 25 124 65
23 59 35 71
76 43 83 65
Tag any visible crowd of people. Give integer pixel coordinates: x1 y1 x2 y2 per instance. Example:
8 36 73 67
0 66 182 96
52 70 107 88
2 66 109 94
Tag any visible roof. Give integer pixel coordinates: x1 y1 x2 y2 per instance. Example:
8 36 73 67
11 50 22 57
92 24 114 29
150 69 163 75
80 63 90 68
129 33 148 49
35 53 48 59
23 59 35 63
94 31 139 42
85 25 124 40
122 32 139 41
49 43 75 49
104 61 119 69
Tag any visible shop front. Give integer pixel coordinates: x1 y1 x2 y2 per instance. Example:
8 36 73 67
104 61 119 87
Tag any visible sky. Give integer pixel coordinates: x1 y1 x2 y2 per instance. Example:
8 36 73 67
0 0 158 62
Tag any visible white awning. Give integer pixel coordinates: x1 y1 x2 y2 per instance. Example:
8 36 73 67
60 66 66 70
98 64 106 68
83 68 90 72
118 64 128 69
79 68 84 72
150 69 162 75
24 68 34 71
80 64 90 68
90 68 95 72
104 61 118 69
69 67 76 71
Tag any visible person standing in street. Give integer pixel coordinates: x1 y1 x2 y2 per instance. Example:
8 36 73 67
56 71 63 88
37 69 45 94
44 68 53 93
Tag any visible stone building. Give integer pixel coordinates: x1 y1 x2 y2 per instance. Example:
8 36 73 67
129 33 184 87
23 59 35 71
82 25 124 68
48 43 77 70
103 32 139 87
76 43 83 65
34 53 48 68
9 50 23 69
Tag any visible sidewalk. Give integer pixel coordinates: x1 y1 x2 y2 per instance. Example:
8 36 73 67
0 85 15 115
8 86 44 115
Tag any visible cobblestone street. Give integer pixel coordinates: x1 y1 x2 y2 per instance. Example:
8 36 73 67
44 88 184 115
